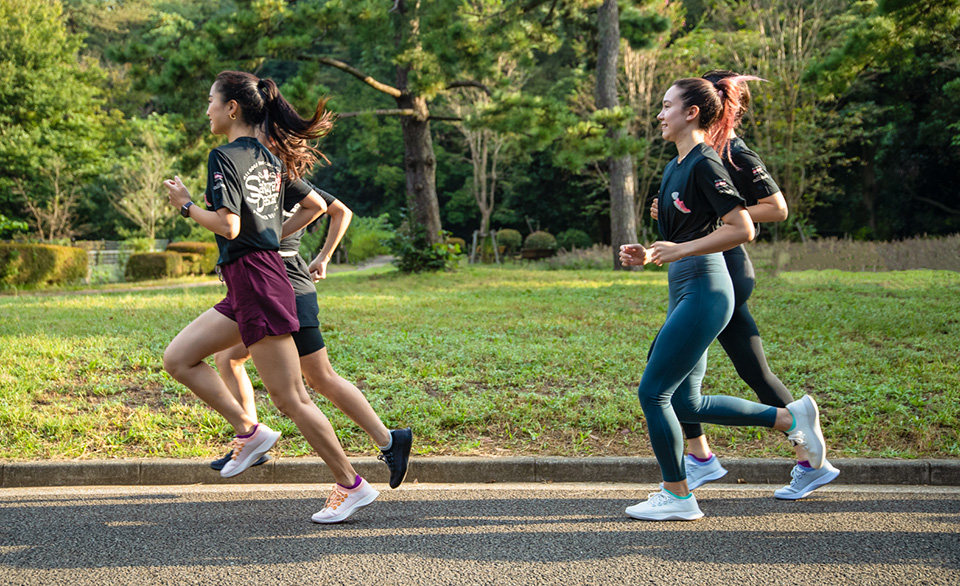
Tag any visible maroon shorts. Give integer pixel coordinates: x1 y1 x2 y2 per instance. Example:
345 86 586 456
213 249 299 347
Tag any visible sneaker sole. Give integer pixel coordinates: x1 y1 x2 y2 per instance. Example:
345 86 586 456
775 468 840 500
625 509 704 521
390 429 413 489
687 467 728 491
220 430 281 478
311 490 380 524
791 396 826 470
210 454 270 472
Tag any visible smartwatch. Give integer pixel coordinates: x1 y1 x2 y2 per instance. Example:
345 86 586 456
180 201 194 218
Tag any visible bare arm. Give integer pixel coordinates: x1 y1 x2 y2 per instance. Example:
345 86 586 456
281 191 327 239
649 207 755 265
746 191 788 223
164 176 240 239
308 199 353 281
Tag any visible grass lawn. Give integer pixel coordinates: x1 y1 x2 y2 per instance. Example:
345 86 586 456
0 265 957 461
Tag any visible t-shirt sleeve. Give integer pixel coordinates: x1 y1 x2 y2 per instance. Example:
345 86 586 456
283 178 314 212
731 150 780 206
695 157 745 220
205 150 241 215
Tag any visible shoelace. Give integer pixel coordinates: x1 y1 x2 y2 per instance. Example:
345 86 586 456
229 438 246 461
789 465 807 487
324 487 348 511
378 451 395 468
787 429 808 449
646 491 672 508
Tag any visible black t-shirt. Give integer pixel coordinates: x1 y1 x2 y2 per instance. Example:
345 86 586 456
203 137 309 265
280 180 339 254
657 143 746 244
725 137 780 206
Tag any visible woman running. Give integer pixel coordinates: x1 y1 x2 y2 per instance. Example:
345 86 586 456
162 70 378 523
649 71 839 500
211 147 412 494
619 76 827 521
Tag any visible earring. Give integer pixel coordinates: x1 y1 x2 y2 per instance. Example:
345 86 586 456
229 113 237 120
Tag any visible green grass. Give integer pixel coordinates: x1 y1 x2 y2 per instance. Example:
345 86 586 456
0 266 957 461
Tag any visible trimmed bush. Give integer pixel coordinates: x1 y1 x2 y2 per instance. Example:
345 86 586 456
446 236 466 254
125 252 183 281
497 229 522 255
166 241 218 274
0 243 87 287
522 230 558 251
556 228 592 251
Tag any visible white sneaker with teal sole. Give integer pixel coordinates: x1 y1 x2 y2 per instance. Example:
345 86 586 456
775 460 840 500
626 489 704 521
685 454 729 490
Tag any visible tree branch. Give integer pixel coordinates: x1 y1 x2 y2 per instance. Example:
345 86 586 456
914 195 960 215
301 55 403 98
337 109 462 122
447 80 493 96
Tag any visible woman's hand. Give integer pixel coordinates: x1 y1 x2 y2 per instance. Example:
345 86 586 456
307 257 329 282
650 197 659 220
619 244 653 266
649 241 686 265
163 176 191 209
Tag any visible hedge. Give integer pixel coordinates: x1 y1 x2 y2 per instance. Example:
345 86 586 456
0 243 88 287
125 252 184 281
165 241 218 274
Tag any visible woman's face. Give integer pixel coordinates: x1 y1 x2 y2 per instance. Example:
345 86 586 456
206 83 233 135
657 85 694 144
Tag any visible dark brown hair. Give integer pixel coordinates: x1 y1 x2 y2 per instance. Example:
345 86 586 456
214 71 335 179
671 74 762 162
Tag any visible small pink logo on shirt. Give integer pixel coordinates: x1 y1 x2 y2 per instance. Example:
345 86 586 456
671 191 691 213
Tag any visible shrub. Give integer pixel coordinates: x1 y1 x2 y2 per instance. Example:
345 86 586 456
0 243 88 288
125 252 183 281
166 242 218 274
556 228 592 251
0 213 28 239
389 227 462 273
496 229 522 255
345 214 395 263
523 230 558 251
446 236 466 253
124 237 155 253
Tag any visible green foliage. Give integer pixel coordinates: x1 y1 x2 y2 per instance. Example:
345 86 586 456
389 227 462 273
523 230 558 251
344 214 395 264
556 228 593 250
0 213 28 239
496 228 523 254
0 243 88 288
124 251 183 281
165 241 218 274
124 237 154 253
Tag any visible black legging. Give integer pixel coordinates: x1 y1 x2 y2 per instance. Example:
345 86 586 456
681 245 794 440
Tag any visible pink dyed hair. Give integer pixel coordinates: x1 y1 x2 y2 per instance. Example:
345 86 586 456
704 74 765 162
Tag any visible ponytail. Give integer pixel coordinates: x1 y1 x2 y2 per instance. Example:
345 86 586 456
214 71 335 180
701 71 765 163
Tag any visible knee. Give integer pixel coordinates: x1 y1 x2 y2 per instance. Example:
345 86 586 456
162 345 184 380
214 350 248 375
270 391 313 419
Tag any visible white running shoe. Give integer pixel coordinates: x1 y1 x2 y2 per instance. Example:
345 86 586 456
311 479 380 524
685 454 729 490
775 460 840 500
220 424 281 478
625 489 704 521
785 395 826 469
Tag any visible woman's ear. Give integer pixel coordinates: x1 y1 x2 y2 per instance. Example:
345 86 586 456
227 100 239 119
685 105 700 123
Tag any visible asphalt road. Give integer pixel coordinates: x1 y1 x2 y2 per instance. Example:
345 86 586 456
1 483 958 586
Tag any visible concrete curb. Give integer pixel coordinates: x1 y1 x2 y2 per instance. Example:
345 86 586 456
2 457 959 488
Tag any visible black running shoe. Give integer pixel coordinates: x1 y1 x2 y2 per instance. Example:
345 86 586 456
378 428 412 489
209 450 271 471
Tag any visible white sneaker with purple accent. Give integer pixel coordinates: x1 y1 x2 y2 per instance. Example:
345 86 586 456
219 424 281 478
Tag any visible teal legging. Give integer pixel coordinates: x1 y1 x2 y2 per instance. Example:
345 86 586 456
638 253 778 483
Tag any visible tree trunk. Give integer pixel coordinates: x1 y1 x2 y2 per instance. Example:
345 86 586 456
597 0 637 270
397 93 442 244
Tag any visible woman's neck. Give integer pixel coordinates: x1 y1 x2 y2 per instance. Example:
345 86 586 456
226 124 258 143
675 129 707 163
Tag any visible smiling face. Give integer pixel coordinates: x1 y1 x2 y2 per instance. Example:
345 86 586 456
205 82 234 135
657 85 696 144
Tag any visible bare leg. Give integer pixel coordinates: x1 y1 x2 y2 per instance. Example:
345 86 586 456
685 435 711 460
247 334 358 487
214 344 258 421
163 309 256 435
300 348 392 448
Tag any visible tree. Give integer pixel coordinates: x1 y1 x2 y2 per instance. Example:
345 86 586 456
112 115 178 240
0 0 116 238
